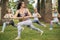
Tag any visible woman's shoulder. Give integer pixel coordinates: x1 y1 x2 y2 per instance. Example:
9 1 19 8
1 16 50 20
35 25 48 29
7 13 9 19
5 14 8 15
10 13 14 15
35 12 39 14
16 10 20 12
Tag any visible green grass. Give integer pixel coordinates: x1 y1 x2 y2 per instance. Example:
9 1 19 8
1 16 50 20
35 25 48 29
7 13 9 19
0 23 60 40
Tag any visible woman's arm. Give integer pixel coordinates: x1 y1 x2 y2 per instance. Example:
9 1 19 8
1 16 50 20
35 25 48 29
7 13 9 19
27 8 32 17
24 8 33 18
37 13 41 18
14 10 24 19
58 13 60 17
10 14 15 19
14 10 19 17
52 12 55 18
4 14 7 18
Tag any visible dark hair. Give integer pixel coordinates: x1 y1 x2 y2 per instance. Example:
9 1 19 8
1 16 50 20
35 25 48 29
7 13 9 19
6 9 12 13
17 2 22 10
17 1 26 10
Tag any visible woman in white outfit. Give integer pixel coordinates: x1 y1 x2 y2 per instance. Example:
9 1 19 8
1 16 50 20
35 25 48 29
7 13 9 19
0 9 15 33
15 2 43 39
32 8 46 27
50 8 60 30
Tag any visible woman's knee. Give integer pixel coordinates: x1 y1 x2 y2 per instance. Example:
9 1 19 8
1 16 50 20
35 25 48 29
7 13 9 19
18 27 22 31
17 22 21 26
3 22 6 25
50 21 53 25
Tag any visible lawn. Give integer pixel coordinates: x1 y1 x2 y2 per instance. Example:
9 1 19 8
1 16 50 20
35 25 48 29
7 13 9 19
0 22 60 40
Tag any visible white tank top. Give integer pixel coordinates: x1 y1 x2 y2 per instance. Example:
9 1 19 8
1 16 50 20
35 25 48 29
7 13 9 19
5 14 13 18
53 12 58 20
4 14 13 22
22 8 30 20
33 13 38 20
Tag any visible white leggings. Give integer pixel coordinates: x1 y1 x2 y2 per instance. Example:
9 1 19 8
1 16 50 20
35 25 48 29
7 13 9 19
1 22 9 32
50 19 60 28
17 19 43 37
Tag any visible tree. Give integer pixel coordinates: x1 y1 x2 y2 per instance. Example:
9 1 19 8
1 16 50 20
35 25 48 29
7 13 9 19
40 0 45 21
0 0 2 25
19 0 24 2
40 0 52 22
24 0 28 6
58 0 60 14
37 0 40 13
45 0 52 22
18 0 28 6
0 0 9 25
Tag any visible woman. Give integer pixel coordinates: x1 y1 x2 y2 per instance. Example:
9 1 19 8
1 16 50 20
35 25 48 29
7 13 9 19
0 9 15 33
50 8 60 30
15 2 43 39
33 8 46 27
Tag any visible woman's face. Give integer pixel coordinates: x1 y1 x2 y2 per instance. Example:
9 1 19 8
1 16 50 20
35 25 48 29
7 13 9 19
21 2 25 7
8 9 12 14
34 8 37 13
54 9 57 13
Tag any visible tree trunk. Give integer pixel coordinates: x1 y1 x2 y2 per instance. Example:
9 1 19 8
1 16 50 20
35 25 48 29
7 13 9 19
40 0 52 23
24 0 28 6
37 0 40 13
18 0 28 6
58 0 60 14
1 0 8 18
0 0 9 25
0 0 2 25
45 0 52 22
18 0 24 2
40 0 45 21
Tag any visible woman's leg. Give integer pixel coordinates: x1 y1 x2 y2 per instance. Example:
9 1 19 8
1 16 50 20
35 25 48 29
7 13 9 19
15 25 22 39
37 20 46 27
15 22 24 39
15 20 43 39
55 22 60 26
30 24 43 35
33 20 46 27
9 20 16 27
1 22 7 32
50 21 54 30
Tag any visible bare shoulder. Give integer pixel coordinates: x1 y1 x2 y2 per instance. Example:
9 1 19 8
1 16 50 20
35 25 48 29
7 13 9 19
5 14 8 15
37 12 39 14
10 13 14 15
16 10 19 12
